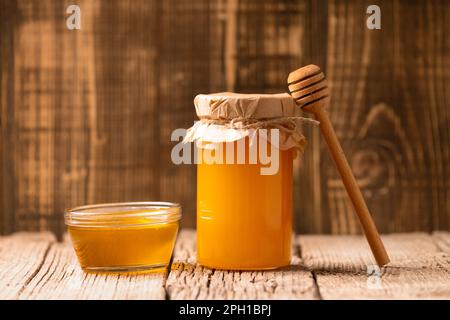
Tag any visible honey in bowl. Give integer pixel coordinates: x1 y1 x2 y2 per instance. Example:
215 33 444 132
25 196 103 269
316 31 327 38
65 202 181 273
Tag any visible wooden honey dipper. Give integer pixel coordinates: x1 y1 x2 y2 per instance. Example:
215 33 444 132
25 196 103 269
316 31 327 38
288 65 390 267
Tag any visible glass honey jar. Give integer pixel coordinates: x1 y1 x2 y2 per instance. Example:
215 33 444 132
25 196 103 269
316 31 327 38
185 93 306 270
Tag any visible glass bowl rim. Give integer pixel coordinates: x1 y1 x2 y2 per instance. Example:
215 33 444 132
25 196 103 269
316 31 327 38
64 201 182 228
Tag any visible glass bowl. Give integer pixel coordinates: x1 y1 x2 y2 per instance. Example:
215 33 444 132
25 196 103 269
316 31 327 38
65 202 181 273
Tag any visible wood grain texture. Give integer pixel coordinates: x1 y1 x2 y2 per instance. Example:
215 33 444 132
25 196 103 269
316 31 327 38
1 0 449 234
294 0 328 234
433 231 450 254
0 0 17 234
0 232 54 299
17 235 167 300
299 233 450 299
0 231 449 299
0 0 101 237
166 230 318 300
322 0 450 234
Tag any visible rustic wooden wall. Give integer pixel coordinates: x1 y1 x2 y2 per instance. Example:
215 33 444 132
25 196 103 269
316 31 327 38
1 0 449 237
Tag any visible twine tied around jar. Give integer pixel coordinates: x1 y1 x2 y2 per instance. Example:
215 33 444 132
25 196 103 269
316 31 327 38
184 115 319 157
197 115 319 130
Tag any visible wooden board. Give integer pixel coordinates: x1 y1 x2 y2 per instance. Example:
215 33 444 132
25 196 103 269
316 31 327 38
433 231 450 254
0 233 54 299
166 230 318 299
0 231 449 299
299 233 450 299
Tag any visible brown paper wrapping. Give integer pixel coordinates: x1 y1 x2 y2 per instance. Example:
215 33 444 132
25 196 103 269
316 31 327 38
184 92 313 155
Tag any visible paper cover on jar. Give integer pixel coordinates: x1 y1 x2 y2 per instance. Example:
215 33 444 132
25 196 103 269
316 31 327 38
183 92 317 155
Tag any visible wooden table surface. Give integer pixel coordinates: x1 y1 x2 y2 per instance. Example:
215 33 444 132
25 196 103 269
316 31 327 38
0 230 449 300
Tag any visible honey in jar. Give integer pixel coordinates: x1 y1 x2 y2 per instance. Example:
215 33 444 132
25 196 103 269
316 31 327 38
185 93 306 270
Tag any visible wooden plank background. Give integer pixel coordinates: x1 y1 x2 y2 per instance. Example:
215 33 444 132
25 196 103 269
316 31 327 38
1 0 449 237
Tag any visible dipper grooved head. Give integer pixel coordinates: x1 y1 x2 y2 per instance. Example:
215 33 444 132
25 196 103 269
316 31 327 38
287 64 330 111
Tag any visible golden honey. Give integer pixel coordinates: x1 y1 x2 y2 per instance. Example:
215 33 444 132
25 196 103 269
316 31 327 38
65 202 181 273
197 139 293 270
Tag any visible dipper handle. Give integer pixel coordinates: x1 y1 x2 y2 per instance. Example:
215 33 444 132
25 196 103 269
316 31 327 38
288 64 390 266
314 107 390 267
